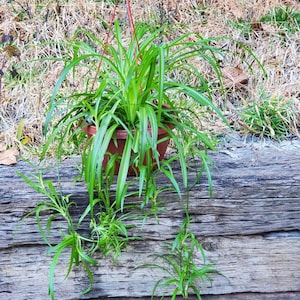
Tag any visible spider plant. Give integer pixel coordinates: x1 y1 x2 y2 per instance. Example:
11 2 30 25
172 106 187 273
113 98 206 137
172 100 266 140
42 20 227 214
139 215 219 299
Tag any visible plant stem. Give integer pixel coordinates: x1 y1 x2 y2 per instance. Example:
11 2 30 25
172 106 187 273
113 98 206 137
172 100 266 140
90 0 119 91
126 0 139 52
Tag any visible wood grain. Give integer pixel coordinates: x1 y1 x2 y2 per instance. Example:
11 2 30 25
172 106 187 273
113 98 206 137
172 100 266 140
1 139 300 299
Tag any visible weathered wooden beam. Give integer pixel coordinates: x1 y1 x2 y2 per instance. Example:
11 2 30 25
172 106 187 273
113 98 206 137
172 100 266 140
90 292 300 300
1 138 300 299
3 291 300 300
2 235 300 299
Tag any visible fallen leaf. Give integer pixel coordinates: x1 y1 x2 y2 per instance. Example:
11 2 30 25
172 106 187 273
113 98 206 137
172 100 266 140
0 145 18 165
221 66 249 89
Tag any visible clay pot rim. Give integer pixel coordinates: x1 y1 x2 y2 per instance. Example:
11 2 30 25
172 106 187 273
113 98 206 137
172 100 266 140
83 124 175 139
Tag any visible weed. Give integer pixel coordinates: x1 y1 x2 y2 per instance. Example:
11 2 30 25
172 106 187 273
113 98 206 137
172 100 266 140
260 6 300 34
227 19 253 38
239 90 298 139
139 217 219 300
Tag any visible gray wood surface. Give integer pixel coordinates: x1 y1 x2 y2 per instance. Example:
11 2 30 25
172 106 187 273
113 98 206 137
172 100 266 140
1 136 300 299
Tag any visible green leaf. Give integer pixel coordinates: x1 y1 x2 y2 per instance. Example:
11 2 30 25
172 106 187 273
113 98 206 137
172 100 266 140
115 137 133 210
48 236 73 300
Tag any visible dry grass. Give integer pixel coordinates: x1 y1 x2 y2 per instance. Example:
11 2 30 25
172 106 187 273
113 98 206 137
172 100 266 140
0 0 299 157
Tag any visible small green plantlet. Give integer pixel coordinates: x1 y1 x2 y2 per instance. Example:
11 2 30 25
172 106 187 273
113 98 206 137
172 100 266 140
239 90 298 139
259 6 300 34
17 169 98 300
228 19 253 38
89 209 134 260
139 218 219 299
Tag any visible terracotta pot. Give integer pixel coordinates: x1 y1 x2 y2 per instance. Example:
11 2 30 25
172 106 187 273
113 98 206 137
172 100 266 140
83 124 173 175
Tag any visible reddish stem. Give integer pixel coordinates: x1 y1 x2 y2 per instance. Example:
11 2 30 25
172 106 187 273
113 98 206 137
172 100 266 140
90 0 119 91
90 0 139 92
126 0 140 54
